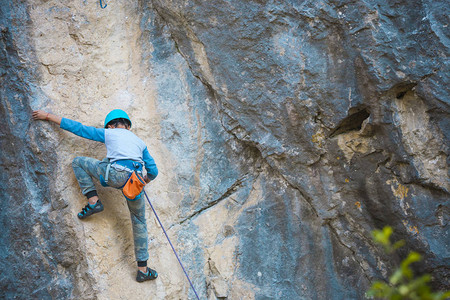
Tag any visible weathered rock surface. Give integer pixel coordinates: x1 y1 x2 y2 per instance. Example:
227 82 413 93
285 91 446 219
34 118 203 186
0 0 448 299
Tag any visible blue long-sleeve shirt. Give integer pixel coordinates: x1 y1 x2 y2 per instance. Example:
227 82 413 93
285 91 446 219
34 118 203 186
60 118 158 180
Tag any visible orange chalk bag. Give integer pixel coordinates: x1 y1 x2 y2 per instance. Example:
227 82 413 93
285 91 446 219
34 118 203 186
122 171 146 200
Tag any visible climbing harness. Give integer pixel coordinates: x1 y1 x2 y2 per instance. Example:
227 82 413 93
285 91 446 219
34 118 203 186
143 190 200 300
99 0 107 9
99 163 111 187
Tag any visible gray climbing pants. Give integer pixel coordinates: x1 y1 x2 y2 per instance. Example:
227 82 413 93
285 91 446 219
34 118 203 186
71 156 149 262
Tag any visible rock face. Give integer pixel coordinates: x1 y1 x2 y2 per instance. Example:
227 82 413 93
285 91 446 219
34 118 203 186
0 0 448 299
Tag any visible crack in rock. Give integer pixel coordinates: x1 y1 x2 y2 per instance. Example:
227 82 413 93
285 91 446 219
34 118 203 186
178 173 251 225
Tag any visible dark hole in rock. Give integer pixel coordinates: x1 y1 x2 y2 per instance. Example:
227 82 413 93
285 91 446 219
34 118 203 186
396 91 407 99
391 82 416 99
329 108 370 137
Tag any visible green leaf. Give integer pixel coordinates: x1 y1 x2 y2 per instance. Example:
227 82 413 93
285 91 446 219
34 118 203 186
400 252 421 279
383 226 393 237
392 240 405 250
367 281 391 298
408 252 422 263
373 226 393 248
390 269 403 285
399 284 409 296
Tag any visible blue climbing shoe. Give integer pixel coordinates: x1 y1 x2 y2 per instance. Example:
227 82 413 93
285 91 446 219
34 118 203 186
77 200 104 219
136 267 158 282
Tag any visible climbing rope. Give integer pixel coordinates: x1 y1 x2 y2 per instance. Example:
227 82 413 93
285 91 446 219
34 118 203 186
99 0 107 9
143 190 200 300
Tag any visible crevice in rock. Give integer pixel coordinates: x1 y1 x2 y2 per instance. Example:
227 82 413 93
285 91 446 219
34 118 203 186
416 179 450 195
380 148 450 195
329 108 370 138
325 220 372 282
395 91 407 99
389 82 417 100
276 170 320 218
178 173 252 225
313 110 332 131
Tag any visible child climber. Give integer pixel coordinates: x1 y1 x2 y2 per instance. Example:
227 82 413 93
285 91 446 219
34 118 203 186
32 109 158 283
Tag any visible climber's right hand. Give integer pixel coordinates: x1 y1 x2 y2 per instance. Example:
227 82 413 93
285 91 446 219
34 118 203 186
32 110 62 125
32 110 49 121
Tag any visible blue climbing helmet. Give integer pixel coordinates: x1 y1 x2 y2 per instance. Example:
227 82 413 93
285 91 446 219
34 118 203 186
104 109 132 128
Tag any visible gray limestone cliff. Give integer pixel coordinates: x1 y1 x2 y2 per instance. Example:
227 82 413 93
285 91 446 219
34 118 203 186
0 0 448 299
